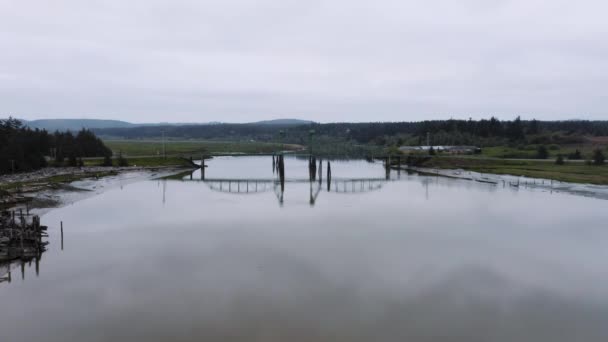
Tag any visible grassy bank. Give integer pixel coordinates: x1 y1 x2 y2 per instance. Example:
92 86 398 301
104 139 302 156
418 156 608 185
480 145 605 159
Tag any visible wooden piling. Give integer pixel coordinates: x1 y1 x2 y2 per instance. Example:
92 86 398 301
2 211 49 267
327 161 332 192
201 157 206 180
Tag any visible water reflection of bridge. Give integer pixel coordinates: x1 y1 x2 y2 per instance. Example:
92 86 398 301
175 155 396 206
181 176 388 206
188 178 387 194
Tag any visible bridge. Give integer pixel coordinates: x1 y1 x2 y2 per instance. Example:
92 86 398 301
174 154 398 206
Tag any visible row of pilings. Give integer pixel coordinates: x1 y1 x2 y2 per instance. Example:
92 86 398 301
383 155 403 179
0 210 48 264
272 154 333 192
272 154 286 192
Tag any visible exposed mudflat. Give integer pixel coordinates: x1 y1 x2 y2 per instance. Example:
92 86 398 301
1 166 192 214
403 166 608 200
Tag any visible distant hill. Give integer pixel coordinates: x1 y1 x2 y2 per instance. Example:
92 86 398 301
251 119 313 126
21 118 312 132
25 119 136 131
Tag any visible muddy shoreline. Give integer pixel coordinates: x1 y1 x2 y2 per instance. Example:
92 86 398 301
398 165 608 200
1 166 194 214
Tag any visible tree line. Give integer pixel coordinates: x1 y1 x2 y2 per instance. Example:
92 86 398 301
1 118 111 174
92 117 608 146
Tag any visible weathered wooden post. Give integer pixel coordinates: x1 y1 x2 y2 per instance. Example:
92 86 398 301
327 161 332 192
61 221 64 251
20 215 24 252
385 158 391 180
201 157 206 180
397 156 401 175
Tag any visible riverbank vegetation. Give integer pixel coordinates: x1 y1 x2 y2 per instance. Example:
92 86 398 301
1 118 111 174
103 139 302 157
92 117 608 159
415 156 608 185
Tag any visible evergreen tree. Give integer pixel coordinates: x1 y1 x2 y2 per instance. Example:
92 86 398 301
593 149 605 165
0 118 111 174
102 153 113 167
568 149 582 160
117 152 129 167
506 116 525 141
536 145 549 159
528 119 540 134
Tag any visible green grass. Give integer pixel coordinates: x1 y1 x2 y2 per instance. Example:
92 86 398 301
481 145 604 159
420 156 608 185
104 139 301 157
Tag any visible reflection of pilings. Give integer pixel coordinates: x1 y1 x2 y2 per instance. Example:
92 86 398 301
309 181 313 205
309 179 322 207
278 154 285 193
385 160 391 180
318 158 323 185
272 155 276 173
327 161 332 192
308 156 317 181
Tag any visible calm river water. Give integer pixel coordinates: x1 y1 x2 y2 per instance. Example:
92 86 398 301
1 156 608 341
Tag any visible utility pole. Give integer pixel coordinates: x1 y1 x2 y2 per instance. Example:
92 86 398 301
162 130 166 159
309 129 315 156
279 130 285 154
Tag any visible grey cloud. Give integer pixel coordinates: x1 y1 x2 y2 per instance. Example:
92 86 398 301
1 0 607 122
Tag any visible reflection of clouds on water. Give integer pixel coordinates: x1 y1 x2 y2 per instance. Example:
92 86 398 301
2 157 607 341
3 227 608 341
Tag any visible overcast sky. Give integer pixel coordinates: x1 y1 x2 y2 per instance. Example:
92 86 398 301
1 0 607 123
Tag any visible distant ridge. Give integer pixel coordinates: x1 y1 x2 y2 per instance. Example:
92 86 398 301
25 119 136 131
20 118 313 131
250 119 313 126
